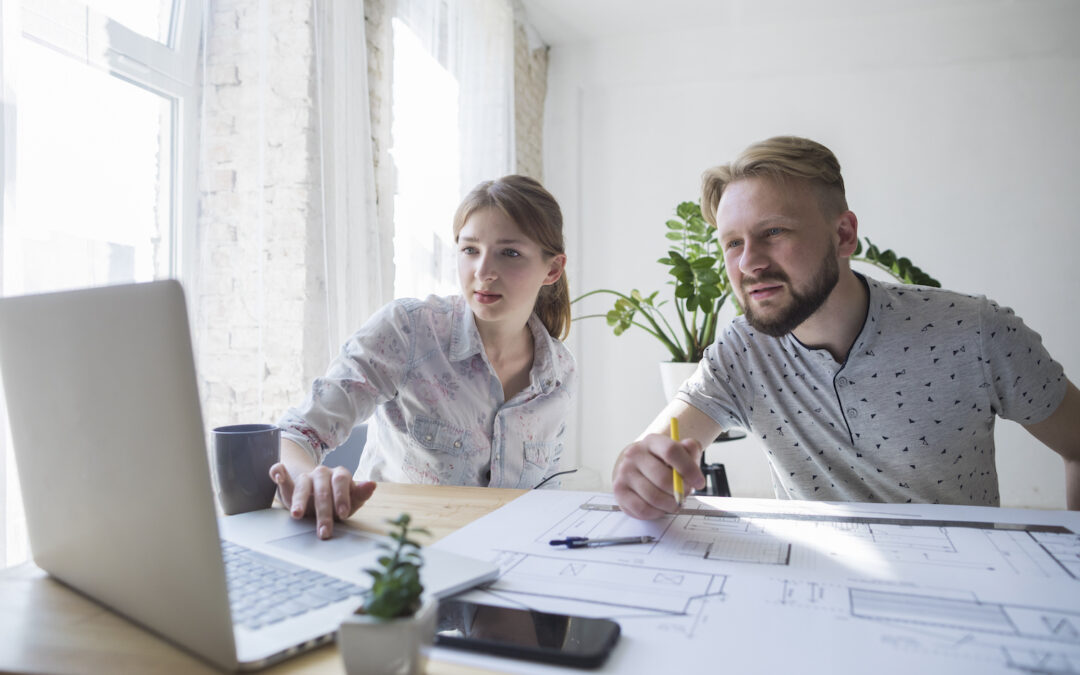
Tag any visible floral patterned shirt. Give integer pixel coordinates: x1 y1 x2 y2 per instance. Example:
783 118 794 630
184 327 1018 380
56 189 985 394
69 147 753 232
279 295 576 489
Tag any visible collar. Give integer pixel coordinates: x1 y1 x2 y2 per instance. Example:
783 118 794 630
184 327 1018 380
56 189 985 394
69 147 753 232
525 313 565 395
447 296 568 395
846 272 880 358
448 295 484 362
789 272 877 365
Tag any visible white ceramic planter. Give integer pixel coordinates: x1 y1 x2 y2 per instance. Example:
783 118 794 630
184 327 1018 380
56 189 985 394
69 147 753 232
658 361 700 402
338 597 437 675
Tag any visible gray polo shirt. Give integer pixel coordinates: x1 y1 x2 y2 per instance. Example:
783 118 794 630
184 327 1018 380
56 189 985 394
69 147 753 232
678 275 1067 505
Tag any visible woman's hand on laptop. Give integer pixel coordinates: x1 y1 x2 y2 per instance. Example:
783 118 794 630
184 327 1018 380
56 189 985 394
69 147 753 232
269 459 376 539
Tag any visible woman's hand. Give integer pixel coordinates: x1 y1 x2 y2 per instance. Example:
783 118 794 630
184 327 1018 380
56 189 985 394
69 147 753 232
269 462 376 539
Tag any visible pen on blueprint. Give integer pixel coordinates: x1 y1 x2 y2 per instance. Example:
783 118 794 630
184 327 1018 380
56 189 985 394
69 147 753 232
670 417 684 506
549 536 657 549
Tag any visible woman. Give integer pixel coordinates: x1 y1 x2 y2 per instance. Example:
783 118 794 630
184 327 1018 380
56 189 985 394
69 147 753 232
270 175 575 538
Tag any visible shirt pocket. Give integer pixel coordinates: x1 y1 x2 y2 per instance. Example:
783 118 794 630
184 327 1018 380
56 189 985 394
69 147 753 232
523 439 560 469
410 416 468 457
518 439 560 489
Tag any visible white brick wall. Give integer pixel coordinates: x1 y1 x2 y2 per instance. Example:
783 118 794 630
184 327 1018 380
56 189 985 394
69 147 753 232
196 0 320 429
514 21 548 180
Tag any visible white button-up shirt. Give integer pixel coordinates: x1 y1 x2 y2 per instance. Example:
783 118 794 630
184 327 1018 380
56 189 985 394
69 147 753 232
279 295 576 489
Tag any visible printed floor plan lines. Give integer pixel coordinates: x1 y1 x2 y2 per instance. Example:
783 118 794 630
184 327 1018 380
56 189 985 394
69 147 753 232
488 550 727 614
544 495 1078 579
432 490 1080 675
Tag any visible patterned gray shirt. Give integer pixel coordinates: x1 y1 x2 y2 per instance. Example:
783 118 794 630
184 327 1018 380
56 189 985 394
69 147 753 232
678 275 1067 505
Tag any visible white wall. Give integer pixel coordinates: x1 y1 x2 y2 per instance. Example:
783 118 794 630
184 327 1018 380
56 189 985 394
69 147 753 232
544 1 1080 508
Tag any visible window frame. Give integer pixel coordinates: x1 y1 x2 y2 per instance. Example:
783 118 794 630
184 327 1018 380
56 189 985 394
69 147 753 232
12 0 203 286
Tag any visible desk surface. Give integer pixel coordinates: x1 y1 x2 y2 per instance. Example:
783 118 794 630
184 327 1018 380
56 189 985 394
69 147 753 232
0 483 525 675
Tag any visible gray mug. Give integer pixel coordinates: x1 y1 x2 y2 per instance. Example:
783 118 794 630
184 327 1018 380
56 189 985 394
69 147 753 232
213 423 280 515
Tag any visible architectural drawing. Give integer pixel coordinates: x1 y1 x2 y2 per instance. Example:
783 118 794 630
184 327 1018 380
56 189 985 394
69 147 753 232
433 491 1080 674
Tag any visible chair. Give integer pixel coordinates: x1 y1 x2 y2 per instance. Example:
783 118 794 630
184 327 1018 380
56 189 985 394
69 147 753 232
321 423 368 474
693 429 742 498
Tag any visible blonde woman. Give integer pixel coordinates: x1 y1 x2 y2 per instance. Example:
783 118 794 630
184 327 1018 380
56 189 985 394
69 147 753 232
271 175 575 538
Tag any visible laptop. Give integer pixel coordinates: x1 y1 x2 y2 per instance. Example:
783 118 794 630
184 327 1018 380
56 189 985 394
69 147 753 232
0 280 498 671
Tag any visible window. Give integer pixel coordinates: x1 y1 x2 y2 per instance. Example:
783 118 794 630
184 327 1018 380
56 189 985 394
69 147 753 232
390 14 461 299
0 0 202 568
389 0 515 300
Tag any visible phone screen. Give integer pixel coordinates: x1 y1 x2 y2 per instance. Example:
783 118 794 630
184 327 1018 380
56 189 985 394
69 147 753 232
434 599 620 668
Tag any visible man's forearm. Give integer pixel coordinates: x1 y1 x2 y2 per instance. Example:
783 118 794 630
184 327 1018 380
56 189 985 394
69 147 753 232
1020 380 1080 511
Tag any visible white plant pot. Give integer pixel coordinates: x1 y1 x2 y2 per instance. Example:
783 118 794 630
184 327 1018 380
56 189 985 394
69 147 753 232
338 596 437 675
658 361 700 402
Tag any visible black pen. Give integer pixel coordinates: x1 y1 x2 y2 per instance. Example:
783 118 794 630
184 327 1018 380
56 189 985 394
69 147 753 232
549 535 656 549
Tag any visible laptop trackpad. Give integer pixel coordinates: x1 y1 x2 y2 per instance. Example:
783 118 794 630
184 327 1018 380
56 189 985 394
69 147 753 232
266 529 377 562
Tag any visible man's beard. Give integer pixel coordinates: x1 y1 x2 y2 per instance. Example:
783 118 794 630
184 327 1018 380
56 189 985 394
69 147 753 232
741 248 839 338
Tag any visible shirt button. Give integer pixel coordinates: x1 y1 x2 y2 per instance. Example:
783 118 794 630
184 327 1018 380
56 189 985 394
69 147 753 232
424 434 433 442
837 377 848 387
847 408 858 418
453 440 462 448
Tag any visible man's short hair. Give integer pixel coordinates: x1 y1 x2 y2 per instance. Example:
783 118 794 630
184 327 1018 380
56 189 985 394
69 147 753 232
701 136 848 226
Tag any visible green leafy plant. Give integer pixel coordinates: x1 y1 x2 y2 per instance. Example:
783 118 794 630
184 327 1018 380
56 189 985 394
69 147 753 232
852 237 939 287
572 201 941 363
361 513 428 619
573 201 732 363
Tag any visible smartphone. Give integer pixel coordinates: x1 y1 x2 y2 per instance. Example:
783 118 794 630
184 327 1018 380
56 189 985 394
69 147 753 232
434 599 620 668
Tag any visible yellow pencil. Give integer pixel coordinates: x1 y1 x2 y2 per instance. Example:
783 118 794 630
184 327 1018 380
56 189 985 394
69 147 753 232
670 417 684 506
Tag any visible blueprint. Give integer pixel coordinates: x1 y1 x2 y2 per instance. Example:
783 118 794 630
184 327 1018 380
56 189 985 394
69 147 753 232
430 491 1080 674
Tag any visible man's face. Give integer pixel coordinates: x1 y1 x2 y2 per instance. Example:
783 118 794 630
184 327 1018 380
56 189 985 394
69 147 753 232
716 178 841 337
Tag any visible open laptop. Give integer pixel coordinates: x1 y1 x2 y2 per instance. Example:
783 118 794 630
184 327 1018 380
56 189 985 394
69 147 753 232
0 280 498 671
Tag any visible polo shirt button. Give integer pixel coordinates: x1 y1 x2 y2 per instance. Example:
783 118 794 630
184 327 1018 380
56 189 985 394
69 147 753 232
847 408 858 418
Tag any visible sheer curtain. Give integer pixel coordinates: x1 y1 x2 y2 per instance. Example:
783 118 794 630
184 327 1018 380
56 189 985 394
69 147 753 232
391 0 515 299
195 0 390 432
314 0 391 351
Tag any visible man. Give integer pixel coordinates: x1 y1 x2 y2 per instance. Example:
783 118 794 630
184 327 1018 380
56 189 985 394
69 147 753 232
612 136 1079 520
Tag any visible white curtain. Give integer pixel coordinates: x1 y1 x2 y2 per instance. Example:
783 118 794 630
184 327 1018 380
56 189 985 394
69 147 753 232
452 0 516 195
391 0 515 299
314 0 390 352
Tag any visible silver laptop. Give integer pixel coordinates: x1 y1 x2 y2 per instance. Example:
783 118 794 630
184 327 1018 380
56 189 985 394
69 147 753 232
0 280 498 671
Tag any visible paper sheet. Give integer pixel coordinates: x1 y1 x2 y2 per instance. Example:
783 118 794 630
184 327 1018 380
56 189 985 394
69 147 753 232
430 491 1080 674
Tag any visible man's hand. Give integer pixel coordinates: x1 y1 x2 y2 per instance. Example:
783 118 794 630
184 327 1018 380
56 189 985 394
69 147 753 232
269 463 377 539
612 433 706 520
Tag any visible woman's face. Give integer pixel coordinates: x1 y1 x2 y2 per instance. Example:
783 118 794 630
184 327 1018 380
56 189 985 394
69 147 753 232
456 207 564 332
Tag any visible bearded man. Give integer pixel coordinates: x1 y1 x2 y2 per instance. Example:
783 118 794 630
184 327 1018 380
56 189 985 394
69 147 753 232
612 136 1079 519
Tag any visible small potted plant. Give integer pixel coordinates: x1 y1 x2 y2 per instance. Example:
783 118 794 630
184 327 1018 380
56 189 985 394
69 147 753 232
338 513 436 675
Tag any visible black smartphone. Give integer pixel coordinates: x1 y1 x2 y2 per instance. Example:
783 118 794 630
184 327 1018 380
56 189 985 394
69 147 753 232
434 599 620 669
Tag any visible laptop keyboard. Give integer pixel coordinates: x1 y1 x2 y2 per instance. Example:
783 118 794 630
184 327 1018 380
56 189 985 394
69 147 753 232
222 541 366 630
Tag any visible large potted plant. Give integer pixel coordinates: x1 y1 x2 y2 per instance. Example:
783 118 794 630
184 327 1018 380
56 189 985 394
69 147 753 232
338 513 435 675
572 200 940 399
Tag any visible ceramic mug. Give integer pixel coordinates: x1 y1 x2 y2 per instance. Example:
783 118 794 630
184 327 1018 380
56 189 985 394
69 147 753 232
213 423 280 515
